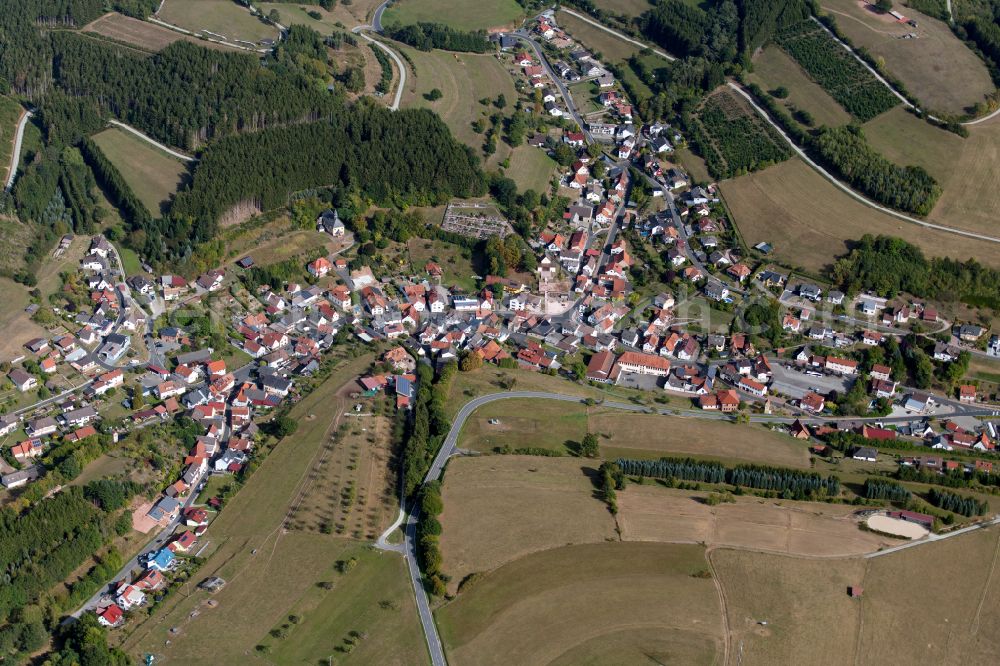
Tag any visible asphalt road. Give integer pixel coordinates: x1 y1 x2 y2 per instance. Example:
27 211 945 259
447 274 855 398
511 30 593 143
371 0 390 33
4 109 32 191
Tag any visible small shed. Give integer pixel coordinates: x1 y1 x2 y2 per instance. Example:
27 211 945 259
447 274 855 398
236 255 255 269
849 586 863 598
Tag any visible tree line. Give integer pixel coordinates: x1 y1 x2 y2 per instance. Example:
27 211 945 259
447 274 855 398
927 488 988 517
402 360 456 498
384 22 491 53
864 478 911 502
615 457 840 498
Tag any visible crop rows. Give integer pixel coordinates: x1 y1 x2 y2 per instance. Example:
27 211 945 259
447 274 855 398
776 20 898 122
690 90 791 179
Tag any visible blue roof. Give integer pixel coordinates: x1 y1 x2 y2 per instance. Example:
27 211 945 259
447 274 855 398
149 548 175 570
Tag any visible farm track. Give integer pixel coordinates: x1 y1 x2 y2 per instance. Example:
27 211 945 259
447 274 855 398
107 119 196 162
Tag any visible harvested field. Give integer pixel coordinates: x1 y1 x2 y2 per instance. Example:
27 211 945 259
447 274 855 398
820 0 994 115
928 117 1000 237
382 0 524 31
157 0 279 45
82 12 234 52
436 542 723 666
866 513 928 538
90 127 188 215
748 46 852 128
617 485 894 556
714 525 1000 665
712 548 866 666
438 456 617 591
720 157 1000 273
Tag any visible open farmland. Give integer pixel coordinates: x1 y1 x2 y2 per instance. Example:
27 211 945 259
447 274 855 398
436 542 724 666
820 0 994 115
747 46 852 128
690 88 791 178
776 19 899 121
713 525 1000 665
459 398 810 468
119 354 432 665
382 0 524 31
616 485 894 556
928 117 1000 236
719 157 1000 273
399 46 518 160
438 456 618 590
82 12 235 52
90 127 188 215
862 106 963 182
156 0 279 45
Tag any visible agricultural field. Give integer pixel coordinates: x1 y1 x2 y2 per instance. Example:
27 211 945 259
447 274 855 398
819 0 994 115
713 525 1000 665
862 106 963 182
776 19 899 121
927 117 1000 236
458 398 811 468
382 0 524 31
719 157 1000 273
398 46 518 161
616 485 894 557
690 88 791 179
121 355 431 663
90 127 188 215
156 0 279 44
438 456 618 590
0 95 24 184
436 542 724 666
503 145 557 194
82 12 236 52
747 46 852 128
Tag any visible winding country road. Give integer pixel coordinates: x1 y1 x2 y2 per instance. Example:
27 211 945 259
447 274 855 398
107 119 196 162
727 82 1000 245
4 109 32 191
354 30 406 111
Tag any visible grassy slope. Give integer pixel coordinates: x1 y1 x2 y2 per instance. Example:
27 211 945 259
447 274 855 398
157 0 279 42
748 46 852 128
436 541 723 666
382 0 524 31
91 127 188 215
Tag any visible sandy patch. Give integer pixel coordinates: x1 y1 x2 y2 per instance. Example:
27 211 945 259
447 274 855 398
866 514 928 539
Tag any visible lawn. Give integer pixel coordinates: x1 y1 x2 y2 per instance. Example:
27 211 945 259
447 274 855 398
399 46 518 160
82 12 236 52
719 157 1000 274
382 0 524 31
436 541 723 666
714 525 1000 665
157 0 279 44
119 353 426 664
747 46 852 129
504 145 557 193
819 0 994 116
90 127 188 215
676 146 711 183
116 244 142 276
0 95 24 184
405 237 479 293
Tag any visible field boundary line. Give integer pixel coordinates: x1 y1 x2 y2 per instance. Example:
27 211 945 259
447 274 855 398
706 548 732 666
559 8 676 62
726 82 1000 245
107 119 196 161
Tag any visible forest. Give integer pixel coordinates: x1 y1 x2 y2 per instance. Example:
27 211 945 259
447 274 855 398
688 90 790 178
831 235 1000 308
775 20 899 122
927 488 988 517
384 22 490 53
812 126 941 215
863 478 911 502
